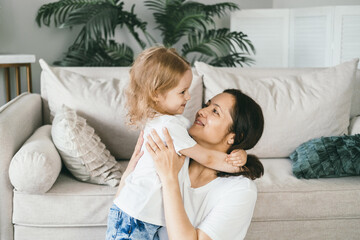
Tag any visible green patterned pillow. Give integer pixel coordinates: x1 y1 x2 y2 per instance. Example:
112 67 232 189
290 134 360 179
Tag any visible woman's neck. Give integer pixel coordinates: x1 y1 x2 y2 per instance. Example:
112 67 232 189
188 160 218 188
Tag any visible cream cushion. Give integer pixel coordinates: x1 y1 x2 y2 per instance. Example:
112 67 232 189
51 105 124 187
39 59 202 159
195 59 359 158
349 116 360 135
9 125 61 193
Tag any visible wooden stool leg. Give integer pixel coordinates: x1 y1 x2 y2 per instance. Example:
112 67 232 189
15 66 21 96
5 67 11 102
26 64 32 93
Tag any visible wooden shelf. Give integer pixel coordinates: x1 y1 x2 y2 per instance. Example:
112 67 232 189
0 54 36 102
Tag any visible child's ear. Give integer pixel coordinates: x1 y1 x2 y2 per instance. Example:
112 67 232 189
152 92 160 103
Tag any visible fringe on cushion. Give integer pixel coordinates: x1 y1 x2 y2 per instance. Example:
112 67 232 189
52 105 124 186
290 134 360 179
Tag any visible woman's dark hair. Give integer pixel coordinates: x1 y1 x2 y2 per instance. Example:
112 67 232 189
217 89 265 180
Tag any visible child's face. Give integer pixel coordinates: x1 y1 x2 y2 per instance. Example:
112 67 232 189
156 69 192 115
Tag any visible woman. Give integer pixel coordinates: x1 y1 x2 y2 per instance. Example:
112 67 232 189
121 89 264 240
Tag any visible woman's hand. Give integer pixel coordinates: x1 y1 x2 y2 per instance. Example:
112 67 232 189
115 130 144 198
146 128 185 183
226 149 247 168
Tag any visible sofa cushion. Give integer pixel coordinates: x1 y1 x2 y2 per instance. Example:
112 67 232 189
253 158 360 222
9 125 61 193
12 161 126 228
290 135 360 179
349 116 360 135
40 59 202 159
12 159 360 228
12 171 117 227
51 105 124 186
195 59 359 158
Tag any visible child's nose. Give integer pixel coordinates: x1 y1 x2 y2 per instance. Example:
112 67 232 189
185 91 191 101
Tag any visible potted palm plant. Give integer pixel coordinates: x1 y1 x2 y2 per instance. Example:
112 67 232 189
36 0 255 67
36 0 151 66
145 0 255 67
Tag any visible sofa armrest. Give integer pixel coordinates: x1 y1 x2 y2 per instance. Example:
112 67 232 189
349 116 360 135
0 93 42 240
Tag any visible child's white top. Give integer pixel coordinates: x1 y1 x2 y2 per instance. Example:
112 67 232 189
114 114 197 226
158 158 257 240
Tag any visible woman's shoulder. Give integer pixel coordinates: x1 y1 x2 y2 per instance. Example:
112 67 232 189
214 176 257 198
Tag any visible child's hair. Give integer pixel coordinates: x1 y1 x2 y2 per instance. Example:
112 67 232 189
126 46 190 126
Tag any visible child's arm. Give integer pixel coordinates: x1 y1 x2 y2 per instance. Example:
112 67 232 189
180 144 246 173
115 131 144 199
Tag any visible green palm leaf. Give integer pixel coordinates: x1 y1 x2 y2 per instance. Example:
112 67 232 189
36 0 98 27
117 5 150 49
36 0 150 49
61 2 119 41
145 0 254 67
182 28 255 66
209 53 255 67
54 39 134 66
182 28 255 57
145 0 209 46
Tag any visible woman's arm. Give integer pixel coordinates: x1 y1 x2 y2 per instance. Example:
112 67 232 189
115 131 144 199
146 128 212 240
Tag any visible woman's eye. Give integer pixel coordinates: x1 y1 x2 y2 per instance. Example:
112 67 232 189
213 109 219 115
180 91 185 94
202 103 207 108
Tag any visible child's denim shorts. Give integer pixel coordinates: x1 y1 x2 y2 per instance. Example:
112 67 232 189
106 204 161 240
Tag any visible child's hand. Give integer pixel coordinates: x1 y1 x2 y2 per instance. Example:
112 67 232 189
226 149 247 167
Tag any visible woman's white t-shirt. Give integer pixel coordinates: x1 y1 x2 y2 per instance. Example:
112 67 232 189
159 158 257 240
114 115 196 226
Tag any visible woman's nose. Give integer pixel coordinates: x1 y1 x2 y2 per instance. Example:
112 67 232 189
198 107 207 117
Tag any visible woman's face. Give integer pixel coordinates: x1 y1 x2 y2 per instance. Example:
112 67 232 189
189 92 235 151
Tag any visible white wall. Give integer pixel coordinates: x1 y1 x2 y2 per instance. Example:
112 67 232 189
273 0 360 8
1 0 359 106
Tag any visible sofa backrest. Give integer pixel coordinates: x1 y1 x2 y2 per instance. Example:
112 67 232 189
198 67 360 119
40 62 359 159
195 59 359 158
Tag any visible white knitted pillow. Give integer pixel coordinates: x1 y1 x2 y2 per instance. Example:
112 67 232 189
51 105 124 186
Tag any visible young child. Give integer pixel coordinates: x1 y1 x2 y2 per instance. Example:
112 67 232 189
106 46 246 240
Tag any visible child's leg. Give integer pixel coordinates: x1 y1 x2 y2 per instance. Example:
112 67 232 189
106 204 123 240
106 204 161 240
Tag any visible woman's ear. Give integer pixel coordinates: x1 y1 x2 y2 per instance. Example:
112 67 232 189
226 133 235 145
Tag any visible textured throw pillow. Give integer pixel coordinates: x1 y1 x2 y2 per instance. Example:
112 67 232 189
9 125 62 193
39 59 202 159
195 59 359 158
51 105 124 187
290 135 360 179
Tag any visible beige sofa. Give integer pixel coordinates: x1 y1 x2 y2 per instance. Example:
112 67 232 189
1 60 360 240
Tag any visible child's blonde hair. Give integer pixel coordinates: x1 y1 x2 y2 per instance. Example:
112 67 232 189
126 46 190 126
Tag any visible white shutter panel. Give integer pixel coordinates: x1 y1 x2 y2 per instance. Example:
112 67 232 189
333 6 360 68
289 7 334 67
230 9 289 67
